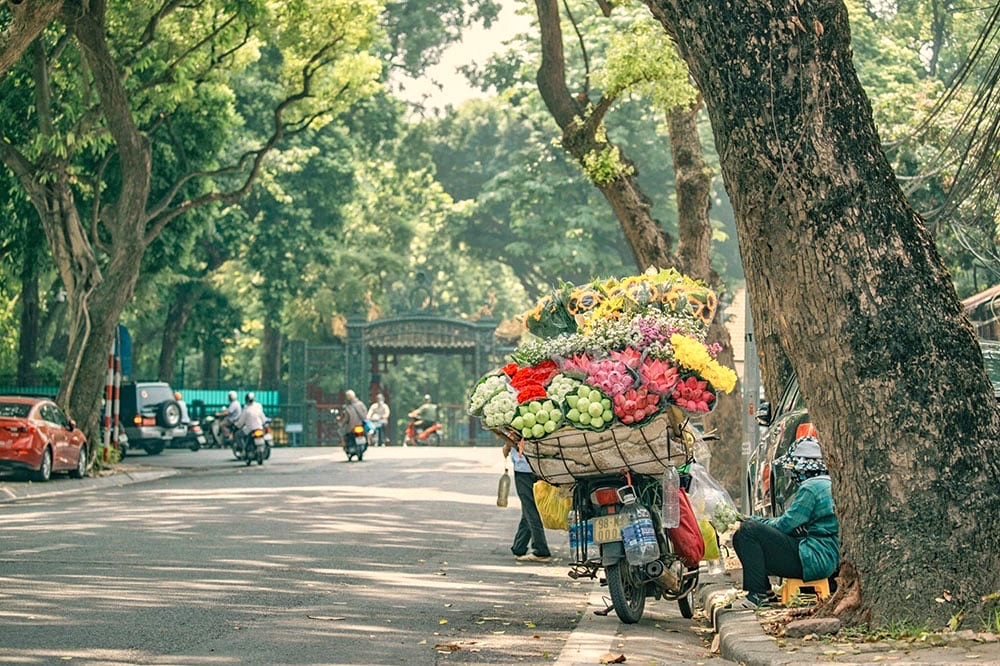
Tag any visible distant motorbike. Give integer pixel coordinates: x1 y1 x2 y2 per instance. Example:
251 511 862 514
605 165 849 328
232 422 272 465
344 423 368 462
330 406 369 461
403 413 442 446
177 421 208 451
203 412 236 449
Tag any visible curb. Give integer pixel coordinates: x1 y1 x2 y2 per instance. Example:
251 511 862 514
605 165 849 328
0 467 178 503
699 574 786 666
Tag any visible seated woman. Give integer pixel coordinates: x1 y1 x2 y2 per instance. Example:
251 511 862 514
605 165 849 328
732 435 839 607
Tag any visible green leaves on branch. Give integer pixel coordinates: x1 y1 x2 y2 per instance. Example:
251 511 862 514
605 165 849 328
592 18 696 113
582 144 632 185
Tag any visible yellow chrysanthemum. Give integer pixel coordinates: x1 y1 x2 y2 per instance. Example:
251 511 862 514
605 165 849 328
670 334 712 371
701 361 737 394
670 334 737 394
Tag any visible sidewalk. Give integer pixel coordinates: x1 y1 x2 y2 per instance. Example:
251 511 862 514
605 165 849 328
702 568 1000 665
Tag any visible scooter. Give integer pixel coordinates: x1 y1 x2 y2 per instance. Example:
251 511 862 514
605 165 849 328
344 423 368 462
403 415 442 446
233 422 273 465
202 412 234 448
566 470 701 624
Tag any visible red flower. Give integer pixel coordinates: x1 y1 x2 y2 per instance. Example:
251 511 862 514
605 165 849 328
516 384 548 404
501 362 519 377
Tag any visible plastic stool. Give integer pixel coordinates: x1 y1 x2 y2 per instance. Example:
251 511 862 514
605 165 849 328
780 578 831 605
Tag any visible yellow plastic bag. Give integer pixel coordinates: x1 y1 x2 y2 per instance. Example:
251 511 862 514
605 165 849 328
533 480 572 530
699 519 720 560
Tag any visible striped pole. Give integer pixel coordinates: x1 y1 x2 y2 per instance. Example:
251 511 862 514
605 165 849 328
103 342 114 461
112 348 121 453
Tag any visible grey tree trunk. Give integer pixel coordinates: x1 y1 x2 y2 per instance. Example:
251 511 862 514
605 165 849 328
645 0 1000 627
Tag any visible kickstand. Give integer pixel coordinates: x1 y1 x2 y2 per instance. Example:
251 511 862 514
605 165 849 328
593 595 615 617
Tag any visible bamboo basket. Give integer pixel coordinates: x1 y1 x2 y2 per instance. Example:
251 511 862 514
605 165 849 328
497 407 695 485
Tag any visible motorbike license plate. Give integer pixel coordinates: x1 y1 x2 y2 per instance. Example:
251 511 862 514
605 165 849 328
354 435 367 446
592 513 631 544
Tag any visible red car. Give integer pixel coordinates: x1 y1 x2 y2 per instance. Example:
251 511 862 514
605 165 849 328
0 395 89 482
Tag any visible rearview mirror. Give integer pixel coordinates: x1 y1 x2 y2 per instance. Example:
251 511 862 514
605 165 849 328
755 401 772 427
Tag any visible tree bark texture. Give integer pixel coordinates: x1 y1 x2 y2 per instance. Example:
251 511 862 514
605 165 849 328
644 0 1000 626
158 281 205 383
16 233 40 386
667 99 743 497
0 0 61 78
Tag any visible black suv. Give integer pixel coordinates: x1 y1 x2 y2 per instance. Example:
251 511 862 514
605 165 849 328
119 381 187 455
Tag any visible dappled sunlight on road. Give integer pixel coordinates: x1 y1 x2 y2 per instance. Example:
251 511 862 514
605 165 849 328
0 448 590 664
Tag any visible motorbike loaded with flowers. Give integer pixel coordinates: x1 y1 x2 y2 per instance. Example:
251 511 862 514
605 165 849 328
468 269 738 623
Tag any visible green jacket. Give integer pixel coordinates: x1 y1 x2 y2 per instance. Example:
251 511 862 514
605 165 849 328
750 475 839 581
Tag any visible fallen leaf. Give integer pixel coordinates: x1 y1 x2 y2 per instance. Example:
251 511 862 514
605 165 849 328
438 619 448 625
434 643 461 652
307 616 345 621
599 653 626 664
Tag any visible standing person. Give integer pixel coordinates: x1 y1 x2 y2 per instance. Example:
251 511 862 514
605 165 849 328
501 439 551 562
730 435 839 608
366 393 390 446
173 391 190 425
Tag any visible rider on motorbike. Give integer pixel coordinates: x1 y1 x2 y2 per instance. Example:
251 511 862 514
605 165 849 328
234 392 266 453
408 395 439 433
214 390 242 444
366 393 390 446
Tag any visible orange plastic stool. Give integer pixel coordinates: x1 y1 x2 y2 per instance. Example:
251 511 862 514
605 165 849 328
780 578 831 605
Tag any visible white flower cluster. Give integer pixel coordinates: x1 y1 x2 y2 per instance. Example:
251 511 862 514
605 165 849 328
546 373 581 403
482 390 517 428
468 374 509 415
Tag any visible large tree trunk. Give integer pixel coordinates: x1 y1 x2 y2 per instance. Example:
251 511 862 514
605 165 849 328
158 281 204 382
16 233 41 386
645 0 1000 627
667 99 743 497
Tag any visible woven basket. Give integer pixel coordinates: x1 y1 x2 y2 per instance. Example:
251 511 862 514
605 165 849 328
497 409 694 485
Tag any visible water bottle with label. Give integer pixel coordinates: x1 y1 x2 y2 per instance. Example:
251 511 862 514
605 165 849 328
662 465 680 529
568 508 594 550
621 495 660 565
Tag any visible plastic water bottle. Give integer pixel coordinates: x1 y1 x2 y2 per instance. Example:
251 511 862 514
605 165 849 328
497 468 511 507
621 496 660 565
662 465 680 529
568 509 594 549
568 509 581 548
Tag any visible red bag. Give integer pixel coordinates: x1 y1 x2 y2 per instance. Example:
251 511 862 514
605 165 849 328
668 489 705 568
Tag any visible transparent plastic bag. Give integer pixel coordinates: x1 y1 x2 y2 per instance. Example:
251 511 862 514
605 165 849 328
687 461 740 533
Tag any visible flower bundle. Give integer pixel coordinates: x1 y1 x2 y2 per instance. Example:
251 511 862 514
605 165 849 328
468 269 738 437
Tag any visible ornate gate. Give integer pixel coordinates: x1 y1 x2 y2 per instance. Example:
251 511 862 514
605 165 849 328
288 316 499 446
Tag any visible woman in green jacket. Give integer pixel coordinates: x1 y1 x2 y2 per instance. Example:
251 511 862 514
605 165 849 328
732 435 839 607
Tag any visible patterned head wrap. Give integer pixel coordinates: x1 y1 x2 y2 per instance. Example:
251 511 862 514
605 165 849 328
775 435 828 479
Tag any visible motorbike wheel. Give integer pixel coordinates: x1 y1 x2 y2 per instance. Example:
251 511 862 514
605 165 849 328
677 587 695 619
606 562 646 624
256 449 264 465
426 432 441 446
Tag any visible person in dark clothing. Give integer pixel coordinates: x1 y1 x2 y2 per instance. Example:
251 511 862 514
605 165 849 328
732 435 839 608
501 439 551 562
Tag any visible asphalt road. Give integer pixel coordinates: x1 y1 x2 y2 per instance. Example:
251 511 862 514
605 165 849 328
0 447 727 665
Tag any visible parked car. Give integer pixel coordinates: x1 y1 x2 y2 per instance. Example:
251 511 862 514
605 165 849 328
0 395 89 481
119 381 189 455
747 339 1000 518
